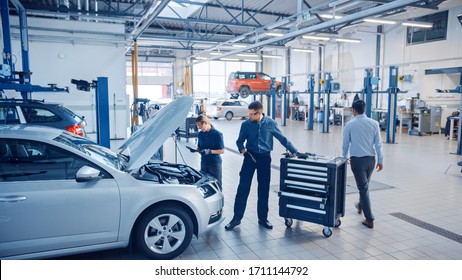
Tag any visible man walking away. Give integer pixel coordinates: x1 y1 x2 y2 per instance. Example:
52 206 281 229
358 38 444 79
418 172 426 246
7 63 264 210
342 99 383 229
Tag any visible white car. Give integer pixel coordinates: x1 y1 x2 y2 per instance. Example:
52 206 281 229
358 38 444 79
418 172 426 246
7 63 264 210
208 99 249 120
0 96 224 260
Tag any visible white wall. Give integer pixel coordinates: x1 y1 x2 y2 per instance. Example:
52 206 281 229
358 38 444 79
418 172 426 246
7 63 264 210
2 17 128 145
287 4 462 118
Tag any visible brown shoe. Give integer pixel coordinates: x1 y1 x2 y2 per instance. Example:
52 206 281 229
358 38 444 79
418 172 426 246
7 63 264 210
362 219 374 229
355 203 362 215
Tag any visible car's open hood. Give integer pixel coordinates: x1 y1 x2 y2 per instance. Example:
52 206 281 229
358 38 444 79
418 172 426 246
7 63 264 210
118 96 194 170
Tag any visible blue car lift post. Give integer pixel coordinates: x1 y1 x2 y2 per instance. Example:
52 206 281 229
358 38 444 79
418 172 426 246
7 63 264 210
307 74 316 130
280 77 288 126
336 66 402 144
362 68 377 118
95 77 110 148
71 78 111 148
304 72 337 132
270 77 277 120
385 66 401 144
321 72 334 133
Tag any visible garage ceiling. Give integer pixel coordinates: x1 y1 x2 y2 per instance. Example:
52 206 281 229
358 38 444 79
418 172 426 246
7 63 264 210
5 0 460 60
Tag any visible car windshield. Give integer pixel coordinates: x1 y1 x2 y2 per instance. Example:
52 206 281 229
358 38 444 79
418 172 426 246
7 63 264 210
53 132 127 170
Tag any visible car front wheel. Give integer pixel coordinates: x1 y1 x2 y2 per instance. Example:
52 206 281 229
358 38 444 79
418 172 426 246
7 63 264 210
134 206 193 260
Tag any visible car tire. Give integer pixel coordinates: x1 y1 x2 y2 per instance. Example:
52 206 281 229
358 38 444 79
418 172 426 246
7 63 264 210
213 117 219 120
225 111 234 121
239 86 250 99
134 206 193 260
276 86 282 97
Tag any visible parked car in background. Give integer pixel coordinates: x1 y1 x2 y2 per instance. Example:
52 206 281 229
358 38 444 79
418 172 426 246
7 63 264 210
0 99 87 137
208 99 249 121
226 71 288 99
0 96 224 260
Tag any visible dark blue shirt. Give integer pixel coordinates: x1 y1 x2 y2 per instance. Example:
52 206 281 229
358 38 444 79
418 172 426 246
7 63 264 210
236 115 297 154
197 126 224 164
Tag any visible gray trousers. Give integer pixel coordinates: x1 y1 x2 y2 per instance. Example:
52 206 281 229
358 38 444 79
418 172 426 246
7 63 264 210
350 156 375 221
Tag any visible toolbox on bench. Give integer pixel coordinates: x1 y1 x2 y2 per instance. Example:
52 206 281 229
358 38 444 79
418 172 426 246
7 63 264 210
278 153 347 237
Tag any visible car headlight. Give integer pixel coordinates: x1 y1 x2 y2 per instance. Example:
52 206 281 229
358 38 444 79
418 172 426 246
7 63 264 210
197 182 217 198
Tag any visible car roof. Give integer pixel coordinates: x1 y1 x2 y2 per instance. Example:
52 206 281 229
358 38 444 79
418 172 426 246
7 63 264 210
0 124 63 140
0 99 61 105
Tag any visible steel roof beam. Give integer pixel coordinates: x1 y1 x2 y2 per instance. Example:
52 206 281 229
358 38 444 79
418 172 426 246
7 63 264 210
131 0 172 39
188 0 423 65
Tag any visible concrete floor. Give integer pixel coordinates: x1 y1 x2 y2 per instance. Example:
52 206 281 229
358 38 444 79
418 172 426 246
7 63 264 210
171 118 462 260
56 117 462 260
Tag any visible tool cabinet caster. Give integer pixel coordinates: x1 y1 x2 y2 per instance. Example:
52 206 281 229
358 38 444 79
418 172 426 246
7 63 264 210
335 219 341 228
284 218 293 228
322 227 332 237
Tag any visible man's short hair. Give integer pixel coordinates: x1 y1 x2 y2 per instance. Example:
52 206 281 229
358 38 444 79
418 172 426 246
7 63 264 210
352 99 366 114
248 101 263 111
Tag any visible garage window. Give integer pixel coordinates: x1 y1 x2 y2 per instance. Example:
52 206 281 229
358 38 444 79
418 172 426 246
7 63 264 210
406 11 448 45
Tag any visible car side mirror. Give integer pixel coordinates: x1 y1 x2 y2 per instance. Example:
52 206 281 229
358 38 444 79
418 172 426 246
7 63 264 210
76 165 101 182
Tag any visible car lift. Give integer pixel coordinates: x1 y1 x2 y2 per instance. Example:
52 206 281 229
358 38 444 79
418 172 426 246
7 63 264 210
427 67 462 155
307 74 316 131
302 73 340 133
1 0 111 148
0 0 68 98
71 78 111 148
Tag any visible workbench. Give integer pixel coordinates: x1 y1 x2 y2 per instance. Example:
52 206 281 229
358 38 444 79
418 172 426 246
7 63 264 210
331 107 353 127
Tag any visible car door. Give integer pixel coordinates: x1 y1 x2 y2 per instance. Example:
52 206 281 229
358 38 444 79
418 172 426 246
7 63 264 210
259 73 273 92
234 101 248 117
0 139 120 258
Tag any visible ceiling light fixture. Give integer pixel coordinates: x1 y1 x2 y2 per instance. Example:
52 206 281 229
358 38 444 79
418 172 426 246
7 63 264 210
302 35 330 41
194 56 207 60
262 54 282 59
402 21 433 28
265 32 284 37
319 14 343 19
232 44 247 48
266 19 291 30
244 59 263 62
209 52 222 55
237 53 259 57
335 38 361 43
364 18 396 25
292 48 315 53
220 58 239 61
